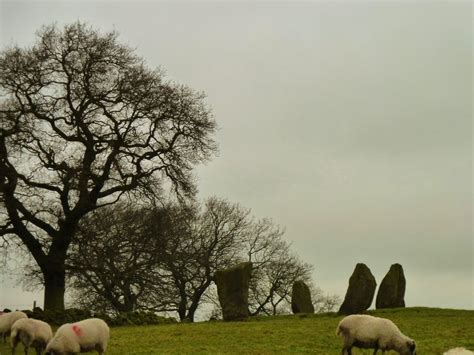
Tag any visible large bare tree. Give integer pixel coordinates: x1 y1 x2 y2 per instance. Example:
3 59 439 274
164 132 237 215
0 23 217 310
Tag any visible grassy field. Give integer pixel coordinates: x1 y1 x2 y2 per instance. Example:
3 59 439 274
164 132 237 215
1 307 473 354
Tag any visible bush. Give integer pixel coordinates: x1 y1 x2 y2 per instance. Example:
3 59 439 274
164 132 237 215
22 308 92 325
20 308 176 326
107 311 177 326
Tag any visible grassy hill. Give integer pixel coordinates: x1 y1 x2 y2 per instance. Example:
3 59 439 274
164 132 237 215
2 307 473 354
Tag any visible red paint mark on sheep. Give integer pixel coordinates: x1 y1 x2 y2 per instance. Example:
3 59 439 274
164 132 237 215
72 324 82 337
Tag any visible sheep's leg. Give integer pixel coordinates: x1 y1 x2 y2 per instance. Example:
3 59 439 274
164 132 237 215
23 344 29 355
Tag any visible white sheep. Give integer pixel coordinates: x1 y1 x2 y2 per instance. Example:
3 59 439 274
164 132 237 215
444 348 474 355
11 318 53 355
45 318 110 355
336 314 416 355
0 311 28 343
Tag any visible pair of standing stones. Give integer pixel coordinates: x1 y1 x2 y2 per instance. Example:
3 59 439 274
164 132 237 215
338 263 406 315
290 263 407 315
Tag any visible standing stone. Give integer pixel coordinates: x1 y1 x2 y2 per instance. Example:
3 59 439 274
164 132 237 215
376 263 406 309
338 263 377 315
214 262 252 321
291 280 315 314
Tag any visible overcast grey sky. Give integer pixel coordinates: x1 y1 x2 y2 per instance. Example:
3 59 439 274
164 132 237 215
0 0 472 311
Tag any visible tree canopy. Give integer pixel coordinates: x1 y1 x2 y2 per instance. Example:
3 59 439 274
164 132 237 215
0 22 217 310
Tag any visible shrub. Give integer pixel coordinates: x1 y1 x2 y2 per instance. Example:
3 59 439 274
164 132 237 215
20 308 175 326
22 308 92 325
107 311 177 326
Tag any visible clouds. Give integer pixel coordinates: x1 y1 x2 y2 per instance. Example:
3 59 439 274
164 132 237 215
0 1 471 310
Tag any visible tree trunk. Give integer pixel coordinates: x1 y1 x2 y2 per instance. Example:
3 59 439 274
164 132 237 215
185 283 211 323
185 312 195 322
177 299 187 321
43 265 66 311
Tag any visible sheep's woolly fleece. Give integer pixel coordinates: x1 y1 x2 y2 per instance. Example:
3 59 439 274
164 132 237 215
45 318 110 354
11 318 53 351
336 314 415 354
444 348 474 355
0 311 28 340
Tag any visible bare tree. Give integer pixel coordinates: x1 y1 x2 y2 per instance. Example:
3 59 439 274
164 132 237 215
66 197 331 320
68 202 168 313
68 197 250 321
243 220 313 316
0 22 217 310
159 197 250 321
310 285 341 313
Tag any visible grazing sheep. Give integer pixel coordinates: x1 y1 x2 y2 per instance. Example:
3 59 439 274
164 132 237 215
11 318 53 355
336 314 416 355
0 311 28 343
45 318 109 355
444 348 474 355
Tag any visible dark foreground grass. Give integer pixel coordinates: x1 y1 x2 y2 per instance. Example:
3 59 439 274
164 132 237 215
1 308 473 354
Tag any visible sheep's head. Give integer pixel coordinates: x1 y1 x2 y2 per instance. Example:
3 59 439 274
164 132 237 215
400 339 416 355
45 341 64 355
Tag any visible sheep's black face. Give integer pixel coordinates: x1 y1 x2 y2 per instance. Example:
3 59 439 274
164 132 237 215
400 340 416 355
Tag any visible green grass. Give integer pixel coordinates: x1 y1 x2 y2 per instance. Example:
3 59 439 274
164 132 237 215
2 308 473 354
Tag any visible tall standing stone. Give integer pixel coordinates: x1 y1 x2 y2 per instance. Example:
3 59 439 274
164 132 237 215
291 280 315 314
376 263 406 309
214 262 252 321
338 263 377 315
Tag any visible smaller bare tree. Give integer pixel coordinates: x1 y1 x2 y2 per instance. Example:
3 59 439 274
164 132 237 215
66 196 337 320
67 197 251 321
310 285 341 313
68 202 168 313
243 220 313 316
150 197 250 321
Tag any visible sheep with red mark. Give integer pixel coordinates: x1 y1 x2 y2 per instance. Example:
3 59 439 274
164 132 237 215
0 311 28 343
45 318 109 355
